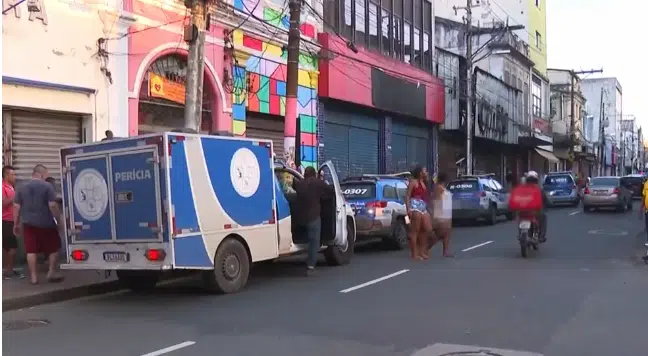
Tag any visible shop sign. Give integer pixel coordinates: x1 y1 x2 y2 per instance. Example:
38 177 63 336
2 0 48 25
148 73 185 105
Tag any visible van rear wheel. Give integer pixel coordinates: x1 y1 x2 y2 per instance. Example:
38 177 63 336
116 270 160 293
203 238 250 294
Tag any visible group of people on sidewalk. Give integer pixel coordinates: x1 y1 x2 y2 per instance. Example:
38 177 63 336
2 165 64 285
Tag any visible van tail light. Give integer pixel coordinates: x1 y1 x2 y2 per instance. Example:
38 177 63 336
478 191 487 197
145 249 166 261
571 184 577 190
584 188 590 195
613 188 620 195
71 250 89 261
366 201 387 208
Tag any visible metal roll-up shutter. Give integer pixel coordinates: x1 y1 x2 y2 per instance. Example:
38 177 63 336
11 111 82 185
322 108 379 180
348 126 379 177
391 121 430 173
245 115 284 157
323 123 350 179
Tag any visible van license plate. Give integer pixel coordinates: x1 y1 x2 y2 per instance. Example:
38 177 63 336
103 252 129 262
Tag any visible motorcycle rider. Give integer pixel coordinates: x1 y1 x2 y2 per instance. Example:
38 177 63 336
522 171 548 242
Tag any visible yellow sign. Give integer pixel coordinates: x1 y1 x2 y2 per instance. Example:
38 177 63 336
148 73 185 105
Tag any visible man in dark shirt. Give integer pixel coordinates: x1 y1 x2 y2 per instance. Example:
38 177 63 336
14 165 63 284
293 166 335 275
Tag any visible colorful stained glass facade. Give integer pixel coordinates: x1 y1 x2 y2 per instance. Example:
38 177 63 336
230 28 319 168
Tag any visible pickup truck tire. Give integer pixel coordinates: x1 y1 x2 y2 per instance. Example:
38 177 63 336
116 270 159 293
203 238 250 294
324 218 356 266
385 219 408 250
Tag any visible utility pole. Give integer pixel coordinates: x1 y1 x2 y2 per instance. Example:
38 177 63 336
452 0 477 175
183 0 208 131
568 69 603 172
282 0 302 168
598 87 605 176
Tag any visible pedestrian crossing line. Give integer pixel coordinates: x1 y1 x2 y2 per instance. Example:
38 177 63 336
569 211 581 216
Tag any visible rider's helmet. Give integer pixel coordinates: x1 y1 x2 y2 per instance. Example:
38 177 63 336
525 170 539 184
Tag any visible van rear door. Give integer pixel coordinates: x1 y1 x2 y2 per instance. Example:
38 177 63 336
110 148 163 241
65 140 163 243
66 155 113 242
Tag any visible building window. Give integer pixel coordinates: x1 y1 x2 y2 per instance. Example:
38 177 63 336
329 0 435 73
535 31 542 50
532 76 542 117
368 1 379 50
355 0 366 45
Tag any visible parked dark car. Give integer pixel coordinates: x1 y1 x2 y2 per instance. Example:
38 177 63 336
620 174 645 199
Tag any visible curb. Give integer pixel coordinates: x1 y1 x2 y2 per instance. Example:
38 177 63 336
3 280 122 312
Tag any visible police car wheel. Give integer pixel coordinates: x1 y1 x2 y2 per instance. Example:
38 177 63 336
116 270 159 293
385 219 408 250
203 238 250 294
324 218 355 266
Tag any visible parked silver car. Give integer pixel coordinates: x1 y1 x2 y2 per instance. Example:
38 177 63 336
582 176 633 213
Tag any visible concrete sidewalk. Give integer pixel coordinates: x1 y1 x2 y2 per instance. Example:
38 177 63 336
2 268 119 312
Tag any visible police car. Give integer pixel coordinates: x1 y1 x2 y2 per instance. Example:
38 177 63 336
448 173 512 225
340 173 410 250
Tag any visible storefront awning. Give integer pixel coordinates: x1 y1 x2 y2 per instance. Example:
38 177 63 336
535 148 559 163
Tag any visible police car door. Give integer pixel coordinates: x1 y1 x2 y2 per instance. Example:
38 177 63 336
319 161 347 247
489 179 507 211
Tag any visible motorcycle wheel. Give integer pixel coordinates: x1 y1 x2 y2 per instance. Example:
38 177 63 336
520 241 528 258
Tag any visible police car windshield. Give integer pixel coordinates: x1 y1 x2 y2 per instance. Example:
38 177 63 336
448 180 478 192
544 175 572 185
340 183 376 199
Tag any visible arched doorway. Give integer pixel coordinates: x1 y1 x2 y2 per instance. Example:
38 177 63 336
138 53 214 133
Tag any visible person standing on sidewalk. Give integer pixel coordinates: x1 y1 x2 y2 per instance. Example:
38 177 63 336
13 165 64 284
293 166 335 276
2 166 24 279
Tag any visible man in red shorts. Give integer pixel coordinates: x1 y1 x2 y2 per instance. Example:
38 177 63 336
13 165 63 284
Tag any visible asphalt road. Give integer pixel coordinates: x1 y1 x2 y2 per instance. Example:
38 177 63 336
4 203 648 356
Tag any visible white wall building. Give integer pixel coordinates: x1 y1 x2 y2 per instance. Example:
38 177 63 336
2 0 131 183
580 77 623 173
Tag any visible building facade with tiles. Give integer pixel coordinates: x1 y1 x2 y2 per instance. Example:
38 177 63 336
125 0 320 169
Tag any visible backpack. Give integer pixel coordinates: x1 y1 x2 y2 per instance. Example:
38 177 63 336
508 184 543 212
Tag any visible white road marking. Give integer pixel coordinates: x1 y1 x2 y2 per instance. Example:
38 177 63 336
339 269 409 293
461 240 493 252
569 211 581 216
141 341 196 356
587 230 628 236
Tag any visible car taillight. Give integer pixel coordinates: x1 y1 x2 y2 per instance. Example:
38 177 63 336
366 201 387 208
145 249 166 261
71 250 88 261
584 188 590 195
613 188 620 194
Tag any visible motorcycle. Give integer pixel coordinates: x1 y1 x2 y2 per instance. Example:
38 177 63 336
518 217 541 258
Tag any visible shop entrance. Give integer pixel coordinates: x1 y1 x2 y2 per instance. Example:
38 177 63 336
137 54 214 134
